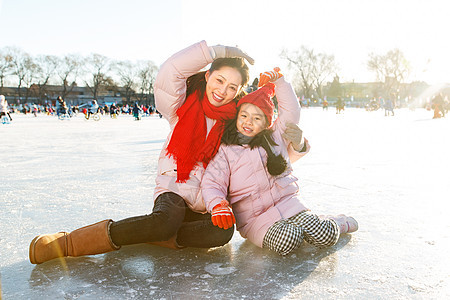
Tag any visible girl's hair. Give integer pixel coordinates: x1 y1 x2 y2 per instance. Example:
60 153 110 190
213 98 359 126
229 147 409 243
221 117 287 176
186 57 250 101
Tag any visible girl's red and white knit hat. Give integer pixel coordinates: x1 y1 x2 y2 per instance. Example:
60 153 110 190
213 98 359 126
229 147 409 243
237 83 275 126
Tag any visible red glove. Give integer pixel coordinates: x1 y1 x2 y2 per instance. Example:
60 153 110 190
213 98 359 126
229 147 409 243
258 67 283 87
211 200 236 229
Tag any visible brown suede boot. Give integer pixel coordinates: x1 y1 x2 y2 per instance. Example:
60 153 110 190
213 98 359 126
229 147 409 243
29 219 120 264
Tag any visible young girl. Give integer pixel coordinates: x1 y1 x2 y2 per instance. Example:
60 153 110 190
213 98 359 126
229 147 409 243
201 69 358 256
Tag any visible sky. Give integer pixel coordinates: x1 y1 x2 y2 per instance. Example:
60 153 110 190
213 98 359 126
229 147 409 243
1 0 449 85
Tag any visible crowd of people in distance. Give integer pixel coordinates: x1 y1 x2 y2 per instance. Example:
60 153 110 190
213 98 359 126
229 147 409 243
304 94 449 118
0 96 161 121
1 90 449 123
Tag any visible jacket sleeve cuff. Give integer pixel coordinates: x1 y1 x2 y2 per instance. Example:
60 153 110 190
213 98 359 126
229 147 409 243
273 76 287 86
288 141 309 163
207 198 223 212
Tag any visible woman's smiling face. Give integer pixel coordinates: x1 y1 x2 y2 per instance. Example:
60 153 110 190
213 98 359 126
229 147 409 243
205 66 243 107
236 103 268 137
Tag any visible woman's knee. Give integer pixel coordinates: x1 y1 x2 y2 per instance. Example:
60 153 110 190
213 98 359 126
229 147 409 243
212 225 234 246
177 222 234 248
153 192 186 214
199 224 234 247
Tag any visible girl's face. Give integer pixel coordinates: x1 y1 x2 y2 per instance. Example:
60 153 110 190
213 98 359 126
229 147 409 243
205 66 243 107
236 103 267 137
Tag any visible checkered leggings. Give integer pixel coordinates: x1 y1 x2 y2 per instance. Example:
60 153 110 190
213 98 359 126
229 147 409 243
262 211 339 256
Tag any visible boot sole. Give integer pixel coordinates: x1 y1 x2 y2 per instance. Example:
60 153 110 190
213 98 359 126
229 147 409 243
29 235 42 264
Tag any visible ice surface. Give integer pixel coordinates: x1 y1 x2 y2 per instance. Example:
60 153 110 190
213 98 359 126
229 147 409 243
1 109 449 299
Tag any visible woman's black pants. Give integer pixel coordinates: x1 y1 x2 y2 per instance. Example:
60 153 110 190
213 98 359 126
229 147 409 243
109 192 234 248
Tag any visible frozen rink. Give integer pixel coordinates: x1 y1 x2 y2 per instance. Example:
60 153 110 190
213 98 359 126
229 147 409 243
1 108 449 299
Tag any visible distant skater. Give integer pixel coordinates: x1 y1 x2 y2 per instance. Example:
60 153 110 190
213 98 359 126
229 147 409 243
32 104 39 117
322 98 328 111
336 97 344 114
110 103 119 118
384 98 394 116
56 96 68 117
0 95 13 122
132 102 142 120
432 93 445 119
86 99 99 119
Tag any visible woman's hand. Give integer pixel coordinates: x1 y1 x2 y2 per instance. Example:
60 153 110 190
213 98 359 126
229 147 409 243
211 45 254 65
258 67 283 87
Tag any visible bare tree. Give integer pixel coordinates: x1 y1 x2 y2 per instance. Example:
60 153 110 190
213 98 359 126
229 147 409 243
22 58 40 102
56 54 82 98
281 46 336 99
136 60 158 105
34 55 58 102
311 52 337 99
114 60 138 103
83 53 111 100
0 48 13 94
367 49 410 99
8 47 36 101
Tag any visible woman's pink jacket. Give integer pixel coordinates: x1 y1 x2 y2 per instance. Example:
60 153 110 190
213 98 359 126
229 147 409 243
201 77 309 248
153 40 216 212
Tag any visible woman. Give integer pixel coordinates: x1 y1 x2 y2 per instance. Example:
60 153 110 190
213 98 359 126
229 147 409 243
29 41 254 264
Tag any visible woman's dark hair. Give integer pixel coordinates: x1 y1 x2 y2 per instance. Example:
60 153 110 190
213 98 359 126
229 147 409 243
186 57 250 101
221 117 287 176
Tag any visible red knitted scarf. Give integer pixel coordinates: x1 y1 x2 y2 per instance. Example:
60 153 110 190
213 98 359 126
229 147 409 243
166 90 237 182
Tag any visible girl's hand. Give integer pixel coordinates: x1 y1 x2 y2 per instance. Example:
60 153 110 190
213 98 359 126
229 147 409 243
211 200 236 230
282 123 305 151
258 67 283 87
211 45 254 65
